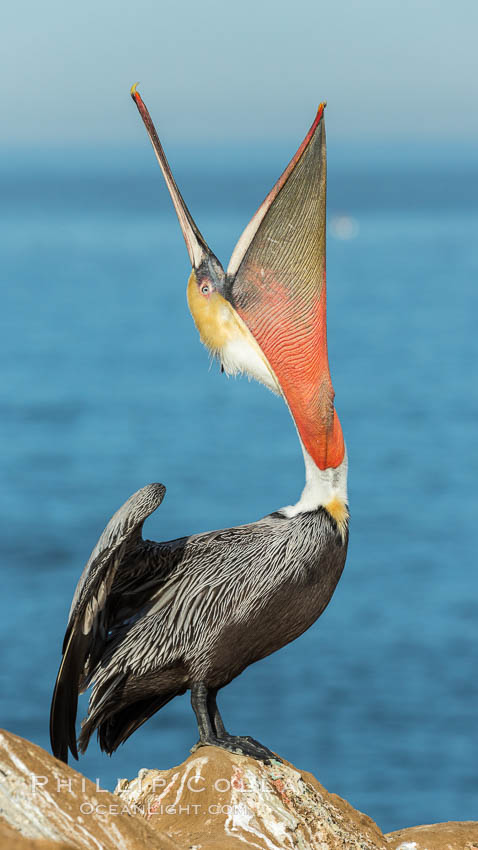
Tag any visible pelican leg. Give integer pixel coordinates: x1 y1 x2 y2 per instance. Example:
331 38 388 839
190 683 279 762
191 683 216 741
207 688 228 738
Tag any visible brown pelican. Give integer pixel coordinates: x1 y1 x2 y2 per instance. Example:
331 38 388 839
50 87 349 765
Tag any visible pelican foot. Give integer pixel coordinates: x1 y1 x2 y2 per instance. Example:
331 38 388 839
191 734 279 763
224 735 280 763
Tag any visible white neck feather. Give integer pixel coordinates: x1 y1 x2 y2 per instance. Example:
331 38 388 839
210 315 348 518
280 443 348 517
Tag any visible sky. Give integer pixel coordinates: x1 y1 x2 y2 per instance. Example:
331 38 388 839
2 0 478 149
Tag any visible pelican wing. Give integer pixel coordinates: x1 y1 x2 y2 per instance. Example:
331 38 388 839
50 483 165 762
226 105 343 470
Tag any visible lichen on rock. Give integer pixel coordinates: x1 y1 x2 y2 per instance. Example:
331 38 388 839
114 745 386 849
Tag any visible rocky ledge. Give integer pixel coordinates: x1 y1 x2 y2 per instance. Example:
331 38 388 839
1 729 477 850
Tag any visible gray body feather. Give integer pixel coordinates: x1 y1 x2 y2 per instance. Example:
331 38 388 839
50 483 347 761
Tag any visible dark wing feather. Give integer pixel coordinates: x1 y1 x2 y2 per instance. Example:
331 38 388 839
50 483 166 763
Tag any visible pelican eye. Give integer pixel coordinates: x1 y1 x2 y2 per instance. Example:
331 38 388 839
200 282 211 295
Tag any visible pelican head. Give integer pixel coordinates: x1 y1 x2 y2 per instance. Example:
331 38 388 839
131 85 347 524
131 85 281 395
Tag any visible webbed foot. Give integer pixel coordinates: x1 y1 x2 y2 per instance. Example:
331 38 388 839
191 733 279 763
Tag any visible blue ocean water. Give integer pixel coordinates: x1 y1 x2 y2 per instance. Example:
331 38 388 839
1 144 477 834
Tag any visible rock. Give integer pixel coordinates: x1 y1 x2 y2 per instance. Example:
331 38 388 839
114 745 386 849
0 816 74 850
2 728 477 850
0 729 177 849
385 820 478 850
